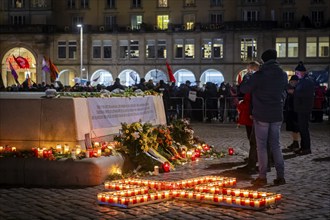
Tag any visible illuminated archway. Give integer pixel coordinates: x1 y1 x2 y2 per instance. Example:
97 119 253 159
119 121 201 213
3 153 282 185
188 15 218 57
200 69 224 86
145 69 167 84
174 69 196 86
1 47 36 87
58 69 77 87
90 69 113 86
118 69 140 86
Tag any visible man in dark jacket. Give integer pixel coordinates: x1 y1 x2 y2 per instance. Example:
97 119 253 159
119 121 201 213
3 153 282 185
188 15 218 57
240 49 288 186
293 62 315 155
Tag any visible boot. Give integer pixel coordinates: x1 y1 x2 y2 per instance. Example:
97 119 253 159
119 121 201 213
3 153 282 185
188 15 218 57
287 141 299 150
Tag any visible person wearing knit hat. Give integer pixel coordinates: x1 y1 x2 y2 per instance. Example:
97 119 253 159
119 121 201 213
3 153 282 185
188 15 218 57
261 49 277 62
295 61 306 72
293 61 315 155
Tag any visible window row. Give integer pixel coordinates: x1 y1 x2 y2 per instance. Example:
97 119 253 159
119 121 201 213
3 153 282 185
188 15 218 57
57 37 330 61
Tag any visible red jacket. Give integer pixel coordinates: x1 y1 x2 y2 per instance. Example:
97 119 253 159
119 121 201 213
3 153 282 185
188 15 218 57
237 93 253 126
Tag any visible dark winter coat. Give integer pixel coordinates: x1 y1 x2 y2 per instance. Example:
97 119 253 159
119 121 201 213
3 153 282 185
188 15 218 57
239 59 288 123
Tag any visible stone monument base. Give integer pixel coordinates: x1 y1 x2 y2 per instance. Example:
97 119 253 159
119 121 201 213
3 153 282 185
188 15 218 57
0 155 124 187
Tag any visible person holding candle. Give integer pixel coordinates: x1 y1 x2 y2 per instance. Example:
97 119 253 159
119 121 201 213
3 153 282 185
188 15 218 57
240 49 287 186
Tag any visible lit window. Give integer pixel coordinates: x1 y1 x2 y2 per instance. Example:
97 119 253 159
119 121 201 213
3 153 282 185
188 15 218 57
213 38 224 59
174 39 184 59
276 38 287 58
241 38 257 61
183 14 195 30
130 40 139 59
306 37 317 57
319 37 329 57
131 15 143 30
157 40 167 59
202 39 212 59
288 37 298 57
119 40 128 59
157 15 169 30
185 39 195 59
146 40 156 59
158 0 168 7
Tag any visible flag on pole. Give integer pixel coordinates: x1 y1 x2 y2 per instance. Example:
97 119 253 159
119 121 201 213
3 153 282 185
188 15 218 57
93 75 101 82
13 55 30 69
237 73 242 84
166 61 176 82
42 56 50 73
49 58 59 82
9 61 19 84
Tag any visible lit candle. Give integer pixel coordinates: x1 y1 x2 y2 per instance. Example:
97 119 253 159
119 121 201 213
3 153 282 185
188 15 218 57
154 166 159 175
71 149 76 159
63 144 70 154
97 148 102 157
162 162 170 172
75 145 81 155
11 147 16 152
228 147 234 155
0 146 3 152
56 144 62 153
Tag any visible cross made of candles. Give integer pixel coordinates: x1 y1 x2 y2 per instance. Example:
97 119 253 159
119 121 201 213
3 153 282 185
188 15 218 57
97 176 281 210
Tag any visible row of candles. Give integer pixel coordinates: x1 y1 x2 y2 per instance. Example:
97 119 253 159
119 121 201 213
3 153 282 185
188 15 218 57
98 175 281 209
98 190 280 209
0 146 16 153
105 176 237 190
0 141 114 159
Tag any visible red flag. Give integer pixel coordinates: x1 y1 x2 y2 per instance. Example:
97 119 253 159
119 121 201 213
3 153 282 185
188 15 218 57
13 55 30 69
237 74 242 84
49 58 59 82
9 61 20 84
166 61 176 83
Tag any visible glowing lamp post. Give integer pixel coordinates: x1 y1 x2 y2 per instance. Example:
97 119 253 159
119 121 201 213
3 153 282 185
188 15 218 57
77 24 83 84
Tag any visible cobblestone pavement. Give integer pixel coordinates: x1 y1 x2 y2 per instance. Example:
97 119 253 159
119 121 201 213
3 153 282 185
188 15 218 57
0 122 329 220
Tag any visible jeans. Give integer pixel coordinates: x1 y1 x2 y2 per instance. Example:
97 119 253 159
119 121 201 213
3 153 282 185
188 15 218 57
254 119 284 179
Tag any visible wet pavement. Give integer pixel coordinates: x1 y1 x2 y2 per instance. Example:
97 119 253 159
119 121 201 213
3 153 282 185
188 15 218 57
0 121 329 219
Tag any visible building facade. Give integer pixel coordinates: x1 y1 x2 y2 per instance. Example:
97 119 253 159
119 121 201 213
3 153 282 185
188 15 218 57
0 0 329 87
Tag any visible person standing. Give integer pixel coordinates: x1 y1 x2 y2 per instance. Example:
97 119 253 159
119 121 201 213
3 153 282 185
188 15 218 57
293 62 315 155
240 49 288 186
237 61 260 174
282 75 300 152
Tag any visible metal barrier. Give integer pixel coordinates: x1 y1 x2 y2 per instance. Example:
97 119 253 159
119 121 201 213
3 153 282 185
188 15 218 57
169 96 329 123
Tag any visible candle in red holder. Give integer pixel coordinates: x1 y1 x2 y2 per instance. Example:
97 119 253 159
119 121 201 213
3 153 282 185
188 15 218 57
43 149 49 158
162 162 170 172
194 149 201 157
32 148 38 157
228 147 234 155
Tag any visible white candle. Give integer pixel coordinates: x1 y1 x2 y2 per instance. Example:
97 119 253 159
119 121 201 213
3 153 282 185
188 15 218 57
154 166 159 175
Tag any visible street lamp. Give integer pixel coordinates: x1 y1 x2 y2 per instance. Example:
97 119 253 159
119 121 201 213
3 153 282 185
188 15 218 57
77 24 83 84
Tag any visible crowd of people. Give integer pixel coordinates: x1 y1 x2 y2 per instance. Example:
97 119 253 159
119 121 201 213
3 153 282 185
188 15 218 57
0 50 329 187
